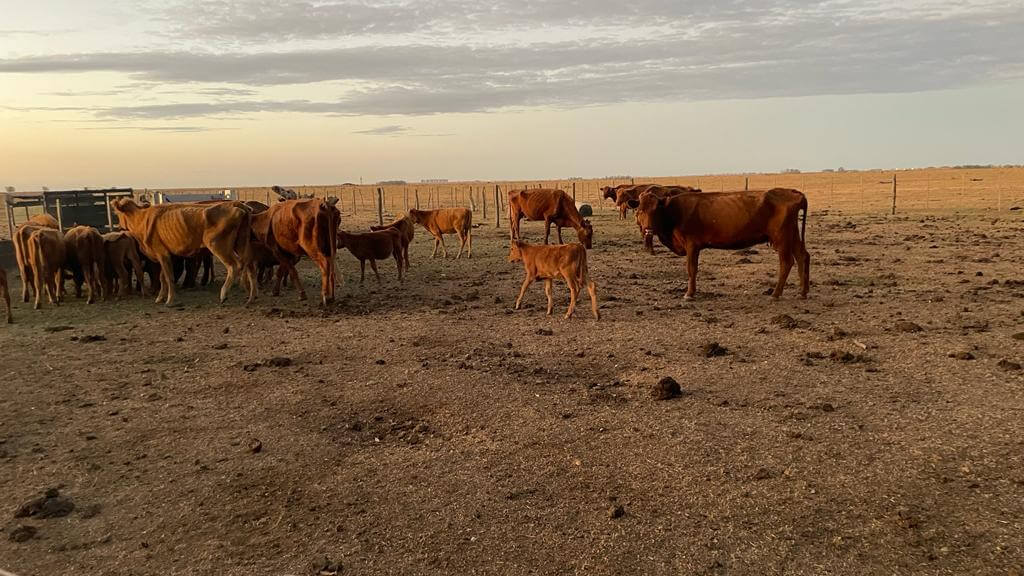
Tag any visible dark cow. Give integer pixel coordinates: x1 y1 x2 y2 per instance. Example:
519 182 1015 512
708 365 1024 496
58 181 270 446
251 197 340 305
63 226 108 304
629 188 809 300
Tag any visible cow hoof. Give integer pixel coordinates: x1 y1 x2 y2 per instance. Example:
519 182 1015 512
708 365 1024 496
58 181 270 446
683 294 694 301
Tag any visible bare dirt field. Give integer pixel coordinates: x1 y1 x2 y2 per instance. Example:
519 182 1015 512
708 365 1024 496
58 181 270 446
2 208 1023 575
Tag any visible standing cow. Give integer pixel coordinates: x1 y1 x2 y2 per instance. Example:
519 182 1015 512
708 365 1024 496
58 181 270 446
12 213 59 303
507 188 593 248
63 226 108 304
251 197 340 305
629 188 809 300
407 208 472 259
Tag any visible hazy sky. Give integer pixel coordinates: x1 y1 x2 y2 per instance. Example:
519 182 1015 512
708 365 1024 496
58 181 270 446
1 0 1022 189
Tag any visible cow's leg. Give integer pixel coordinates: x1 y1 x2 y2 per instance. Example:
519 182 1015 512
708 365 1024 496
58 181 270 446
563 272 579 319
1 275 10 323
50 267 63 306
619 205 627 220
771 241 795 300
438 234 449 258
543 218 552 245
272 265 285 296
456 231 467 259
157 254 176 305
795 236 810 299
359 260 366 284
684 248 700 300
115 260 131 298
403 243 410 272
83 261 96 304
544 279 554 316
307 253 332 305
394 251 404 283
431 237 440 258
288 264 306 301
556 226 564 244
587 279 599 320
514 274 535 310
467 229 472 258
370 259 381 283
201 252 214 286
32 263 44 310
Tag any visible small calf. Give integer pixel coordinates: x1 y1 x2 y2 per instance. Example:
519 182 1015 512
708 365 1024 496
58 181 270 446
508 240 598 320
27 228 67 310
64 226 108 303
102 232 147 297
1 268 12 323
337 228 405 283
370 215 415 272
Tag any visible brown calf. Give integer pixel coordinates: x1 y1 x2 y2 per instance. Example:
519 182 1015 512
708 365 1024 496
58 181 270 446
13 213 59 303
27 228 67 310
1 268 11 323
507 189 593 248
407 208 472 258
112 198 256 306
629 188 809 300
508 240 599 320
63 226 107 304
103 232 147 297
337 228 405 283
370 215 415 271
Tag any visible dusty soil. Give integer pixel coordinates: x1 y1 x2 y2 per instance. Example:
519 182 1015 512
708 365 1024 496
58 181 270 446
1 210 1023 575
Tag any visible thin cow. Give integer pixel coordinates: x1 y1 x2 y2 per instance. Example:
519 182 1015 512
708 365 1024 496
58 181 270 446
251 197 340 305
407 208 472 258
63 226 108 304
112 198 256 306
12 213 59 303
507 188 593 248
629 188 810 300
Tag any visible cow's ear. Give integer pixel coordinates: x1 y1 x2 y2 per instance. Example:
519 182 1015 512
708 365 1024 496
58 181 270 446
626 199 640 209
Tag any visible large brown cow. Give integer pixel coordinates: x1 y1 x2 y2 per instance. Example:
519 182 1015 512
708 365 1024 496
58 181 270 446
1 268 11 323
111 198 256 306
370 215 415 271
251 197 340 305
63 226 107 304
629 188 809 300
103 232 147 297
27 228 66 310
407 208 472 258
507 189 593 248
337 228 405 283
508 240 599 320
12 213 59 303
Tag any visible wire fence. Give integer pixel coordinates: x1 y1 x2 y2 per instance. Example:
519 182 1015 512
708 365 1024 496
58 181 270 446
3 167 1023 239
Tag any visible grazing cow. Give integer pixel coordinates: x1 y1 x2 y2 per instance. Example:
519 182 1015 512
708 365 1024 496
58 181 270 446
251 197 340 305
103 232 147 297
507 189 593 248
370 215 415 271
508 240 598 320
1 268 11 323
27 228 67 310
111 198 256 306
13 213 59 303
601 184 654 220
628 188 810 300
63 226 108 304
407 208 472 258
337 228 405 283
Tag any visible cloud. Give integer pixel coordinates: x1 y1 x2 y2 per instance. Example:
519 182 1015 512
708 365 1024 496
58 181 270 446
2 1 1022 118
353 125 411 136
81 125 217 132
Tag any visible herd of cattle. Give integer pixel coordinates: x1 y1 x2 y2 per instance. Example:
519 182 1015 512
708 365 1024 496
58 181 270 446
0 184 810 324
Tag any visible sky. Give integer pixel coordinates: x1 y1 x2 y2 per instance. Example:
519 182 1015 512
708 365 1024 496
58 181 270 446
1 0 1022 190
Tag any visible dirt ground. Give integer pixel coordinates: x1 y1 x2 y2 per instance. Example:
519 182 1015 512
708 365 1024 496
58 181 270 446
1 208 1023 576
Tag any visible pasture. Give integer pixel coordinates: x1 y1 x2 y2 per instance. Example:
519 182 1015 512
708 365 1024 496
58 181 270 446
1 205 1023 575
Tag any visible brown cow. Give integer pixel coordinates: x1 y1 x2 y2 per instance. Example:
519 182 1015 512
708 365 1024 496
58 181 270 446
27 228 66 310
63 226 107 304
507 189 593 248
508 240 599 320
629 188 809 300
112 198 256 306
103 232 147 297
1 268 11 323
251 197 340 305
12 213 59 303
337 228 404 283
370 215 415 272
407 208 472 258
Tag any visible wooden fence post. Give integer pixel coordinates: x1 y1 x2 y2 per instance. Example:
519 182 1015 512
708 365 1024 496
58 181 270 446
351 189 357 214
744 177 749 191
482 187 488 220
415 189 420 210
891 174 897 216
55 198 64 230
572 181 576 201
377 187 384 225
494 185 501 228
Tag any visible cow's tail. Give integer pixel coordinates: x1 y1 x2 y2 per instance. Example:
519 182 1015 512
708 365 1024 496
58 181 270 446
576 246 589 286
799 193 808 242
234 205 253 264
314 203 334 258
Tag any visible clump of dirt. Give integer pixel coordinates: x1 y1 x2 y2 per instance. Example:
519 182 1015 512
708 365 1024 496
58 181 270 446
14 488 75 519
772 314 810 329
830 351 872 364
8 525 37 543
652 377 682 400
535 328 553 336
701 342 729 358
895 321 923 333
249 439 263 453
609 505 625 519
949 351 975 361
243 357 294 371
1012 332 1024 341
78 335 106 343
997 359 1021 371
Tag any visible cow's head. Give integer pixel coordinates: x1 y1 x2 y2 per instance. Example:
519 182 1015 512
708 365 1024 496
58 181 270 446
577 219 593 249
111 198 144 229
628 193 666 252
601 187 617 201
508 240 525 262
407 210 424 225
